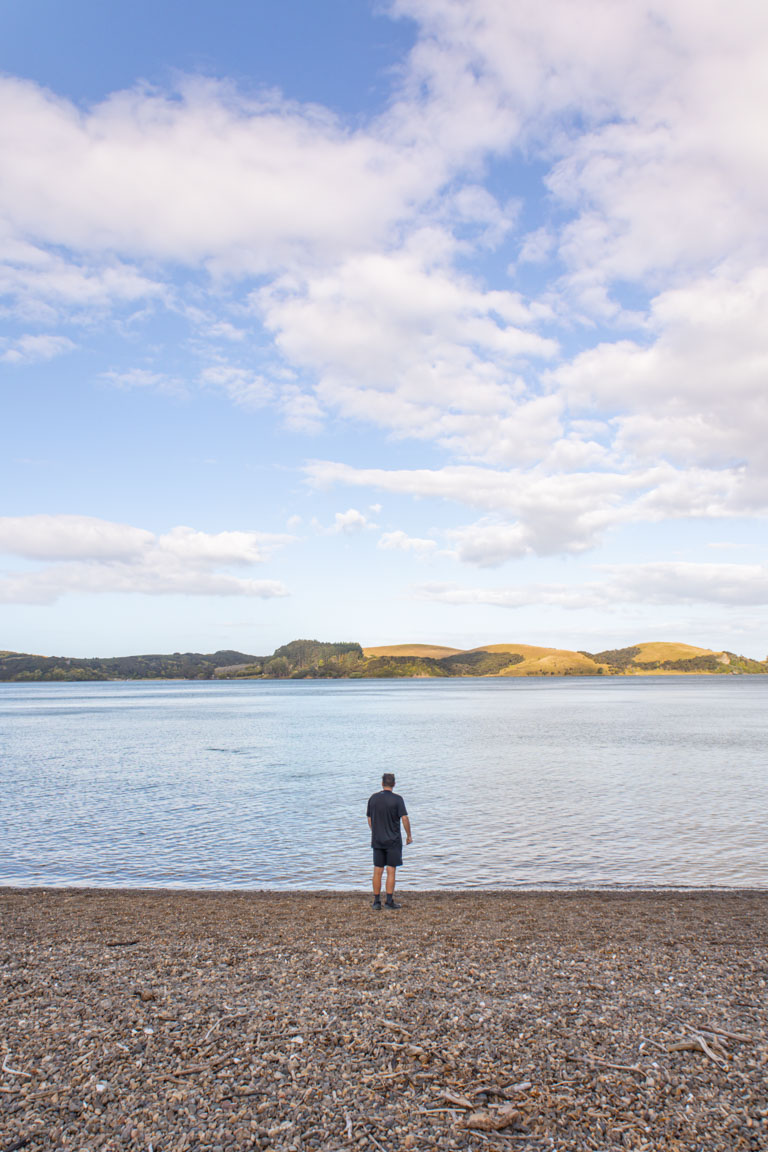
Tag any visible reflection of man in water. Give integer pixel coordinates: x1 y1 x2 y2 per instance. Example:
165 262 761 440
366 773 412 910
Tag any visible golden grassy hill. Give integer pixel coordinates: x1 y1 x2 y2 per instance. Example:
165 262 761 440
363 644 464 658
358 641 761 676
465 643 604 675
504 651 607 676
469 643 569 658
631 641 721 663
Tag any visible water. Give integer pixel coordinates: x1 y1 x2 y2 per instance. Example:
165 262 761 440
2 676 767 890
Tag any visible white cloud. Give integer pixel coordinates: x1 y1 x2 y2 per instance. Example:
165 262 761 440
555 267 768 473
516 228 555 267
155 525 291 566
332 508 373 535
600 562 768 607
307 459 764 560
414 580 599 610
414 562 768 610
257 233 558 461
1 333 75 364
206 321 246 342
278 384 325 433
199 363 274 409
0 515 154 561
0 238 164 321
397 0 768 288
0 76 438 274
377 530 437 555
0 565 287 605
102 367 186 394
0 515 293 603
2 0 768 577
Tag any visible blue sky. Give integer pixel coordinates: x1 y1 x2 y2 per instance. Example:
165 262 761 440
3 0 768 659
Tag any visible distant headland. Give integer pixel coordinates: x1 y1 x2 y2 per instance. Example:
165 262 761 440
1 639 766 681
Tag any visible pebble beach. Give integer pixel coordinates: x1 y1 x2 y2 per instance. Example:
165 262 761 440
1 889 766 1152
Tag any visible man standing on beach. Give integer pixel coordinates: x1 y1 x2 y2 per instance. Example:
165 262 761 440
366 773 412 910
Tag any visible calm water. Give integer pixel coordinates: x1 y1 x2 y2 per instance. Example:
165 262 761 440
2 676 767 890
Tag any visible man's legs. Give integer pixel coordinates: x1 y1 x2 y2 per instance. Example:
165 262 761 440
384 865 400 908
371 858 401 909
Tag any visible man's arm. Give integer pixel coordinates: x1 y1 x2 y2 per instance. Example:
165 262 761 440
368 817 372 830
402 814 412 845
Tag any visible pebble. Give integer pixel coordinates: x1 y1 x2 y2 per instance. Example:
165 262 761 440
1 888 766 1151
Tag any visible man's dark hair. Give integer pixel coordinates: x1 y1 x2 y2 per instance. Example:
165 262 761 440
382 772 395 788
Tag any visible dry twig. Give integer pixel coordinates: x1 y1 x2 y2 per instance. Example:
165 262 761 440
564 1053 644 1075
202 1011 249 1042
1 1056 31 1079
668 1035 725 1065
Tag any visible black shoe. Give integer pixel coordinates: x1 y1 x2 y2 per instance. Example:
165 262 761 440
385 899 401 909
372 898 382 910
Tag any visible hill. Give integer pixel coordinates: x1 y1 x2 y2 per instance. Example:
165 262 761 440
363 644 463 658
582 642 767 675
0 649 263 682
0 639 765 682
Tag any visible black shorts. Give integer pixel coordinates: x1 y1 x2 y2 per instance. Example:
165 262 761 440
372 843 403 868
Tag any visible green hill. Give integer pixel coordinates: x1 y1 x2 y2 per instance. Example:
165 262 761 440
0 649 263 682
0 638 765 682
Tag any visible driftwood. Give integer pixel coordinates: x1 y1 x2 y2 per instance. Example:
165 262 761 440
471 1080 533 1098
564 1053 645 1076
459 1104 524 1132
1 1057 31 1079
440 1089 475 1109
678 1021 752 1043
668 1035 726 1065
2 888 767 1152
374 1018 411 1037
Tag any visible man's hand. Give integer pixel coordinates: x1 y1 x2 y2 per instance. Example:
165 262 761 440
406 834 413 845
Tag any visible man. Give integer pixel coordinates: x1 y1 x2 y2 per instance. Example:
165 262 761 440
366 773 412 910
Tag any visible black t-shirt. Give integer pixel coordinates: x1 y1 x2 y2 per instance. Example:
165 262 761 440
367 790 408 848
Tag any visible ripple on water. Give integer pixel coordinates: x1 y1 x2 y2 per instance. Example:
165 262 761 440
2 675 768 888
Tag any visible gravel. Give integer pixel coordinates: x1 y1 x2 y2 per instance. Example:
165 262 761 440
1 888 766 1151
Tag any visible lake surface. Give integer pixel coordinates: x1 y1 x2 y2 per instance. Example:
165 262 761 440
2 676 767 890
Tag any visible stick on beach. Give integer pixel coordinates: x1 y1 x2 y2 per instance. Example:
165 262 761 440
1 889 766 1151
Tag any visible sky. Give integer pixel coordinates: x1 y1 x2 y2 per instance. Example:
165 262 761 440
2 0 768 660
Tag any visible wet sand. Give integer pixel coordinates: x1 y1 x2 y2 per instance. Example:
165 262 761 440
1 888 766 1151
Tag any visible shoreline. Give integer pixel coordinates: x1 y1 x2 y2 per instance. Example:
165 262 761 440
4 672 768 677
2 889 766 1151
3 882 768 894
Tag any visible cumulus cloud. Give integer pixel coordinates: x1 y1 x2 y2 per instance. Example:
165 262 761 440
2 0 768 573
307 459 764 561
555 267 768 473
256 232 557 461
331 508 374 535
396 0 768 286
0 76 438 274
0 515 154 561
0 515 292 603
